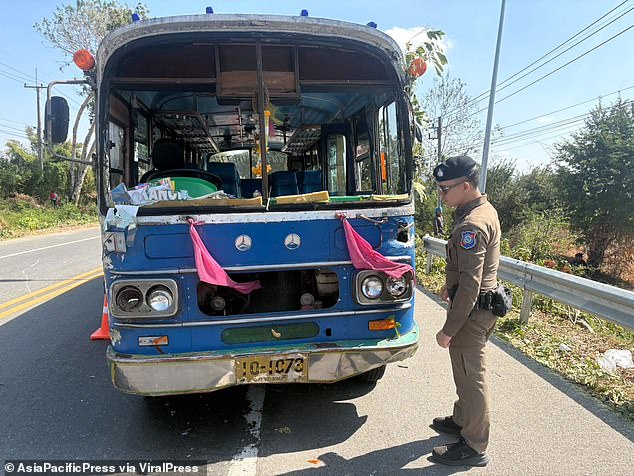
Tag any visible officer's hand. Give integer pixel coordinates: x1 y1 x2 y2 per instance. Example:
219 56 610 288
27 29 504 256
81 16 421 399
439 284 450 302
436 330 451 348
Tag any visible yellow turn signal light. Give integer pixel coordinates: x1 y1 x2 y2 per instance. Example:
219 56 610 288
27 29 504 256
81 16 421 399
73 49 95 71
369 318 396 331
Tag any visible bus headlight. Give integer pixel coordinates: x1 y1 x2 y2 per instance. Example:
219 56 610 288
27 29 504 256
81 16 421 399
361 275 383 300
386 276 408 297
116 286 143 312
146 286 174 311
355 270 413 305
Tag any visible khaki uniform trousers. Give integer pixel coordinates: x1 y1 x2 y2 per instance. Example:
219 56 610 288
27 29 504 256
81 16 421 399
449 309 497 454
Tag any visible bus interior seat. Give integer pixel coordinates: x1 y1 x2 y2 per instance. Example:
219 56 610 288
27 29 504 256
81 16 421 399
269 171 299 197
206 161 241 197
240 178 262 198
139 139 184 183
298 170 323 194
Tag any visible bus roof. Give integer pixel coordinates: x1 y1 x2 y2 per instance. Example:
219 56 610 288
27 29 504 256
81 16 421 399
97 14 405 81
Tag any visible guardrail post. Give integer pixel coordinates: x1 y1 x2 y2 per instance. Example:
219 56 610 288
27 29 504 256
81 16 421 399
426 253 433 274
519 288 533 324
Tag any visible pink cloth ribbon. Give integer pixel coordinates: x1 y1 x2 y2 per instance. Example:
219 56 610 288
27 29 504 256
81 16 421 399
340 216 414 280
188 219 262 294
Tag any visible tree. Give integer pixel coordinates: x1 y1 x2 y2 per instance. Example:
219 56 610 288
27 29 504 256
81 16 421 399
486 160 561 233
554 98 634 267
419 73 486 174
34 0 149 204
35 1 149 63
1 136 71 201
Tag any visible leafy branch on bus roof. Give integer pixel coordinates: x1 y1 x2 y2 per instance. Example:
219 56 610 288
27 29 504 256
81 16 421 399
34 0 149 69
403 29 448 145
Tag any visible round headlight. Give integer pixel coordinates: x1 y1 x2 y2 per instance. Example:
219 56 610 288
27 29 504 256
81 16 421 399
387 276 408 297
361 276 384 299
146 286 173 312
116 286 143 312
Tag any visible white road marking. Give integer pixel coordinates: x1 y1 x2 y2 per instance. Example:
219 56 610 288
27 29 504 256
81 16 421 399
0 236 99 259
227 385 266 476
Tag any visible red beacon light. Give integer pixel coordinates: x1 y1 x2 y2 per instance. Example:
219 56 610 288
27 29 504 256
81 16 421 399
73 49 95 71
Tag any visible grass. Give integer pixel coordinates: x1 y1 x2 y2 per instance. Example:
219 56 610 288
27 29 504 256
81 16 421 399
417 249 634 423
0 194 98 241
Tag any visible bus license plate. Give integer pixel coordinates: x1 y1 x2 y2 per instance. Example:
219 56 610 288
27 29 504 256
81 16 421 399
235 354 308 384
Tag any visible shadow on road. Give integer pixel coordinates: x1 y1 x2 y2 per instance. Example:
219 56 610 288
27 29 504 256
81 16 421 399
277 437 473 475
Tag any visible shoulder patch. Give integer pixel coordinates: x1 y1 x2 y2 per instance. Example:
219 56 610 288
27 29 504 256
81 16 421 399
460 230 478 250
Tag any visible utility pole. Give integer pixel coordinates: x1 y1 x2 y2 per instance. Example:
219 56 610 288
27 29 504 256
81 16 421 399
436 116 442 164
437 116 443 208
480 0 507 192
24 69 44 170
428 116 443 208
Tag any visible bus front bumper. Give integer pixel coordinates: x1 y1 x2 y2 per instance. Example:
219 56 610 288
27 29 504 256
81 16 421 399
107 326 418 396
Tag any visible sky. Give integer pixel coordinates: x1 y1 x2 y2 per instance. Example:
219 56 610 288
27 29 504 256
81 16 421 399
1 0 634 173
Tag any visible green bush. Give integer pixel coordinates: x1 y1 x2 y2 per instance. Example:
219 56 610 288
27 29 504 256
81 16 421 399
0 196 97 240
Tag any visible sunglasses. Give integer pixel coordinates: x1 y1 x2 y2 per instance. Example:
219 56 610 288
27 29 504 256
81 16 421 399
437 180 467 194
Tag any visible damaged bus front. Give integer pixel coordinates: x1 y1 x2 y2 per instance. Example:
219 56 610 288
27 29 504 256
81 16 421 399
46 13 419 396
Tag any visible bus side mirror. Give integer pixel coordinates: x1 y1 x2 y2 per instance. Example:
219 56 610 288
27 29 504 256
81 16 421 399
45 96 70 144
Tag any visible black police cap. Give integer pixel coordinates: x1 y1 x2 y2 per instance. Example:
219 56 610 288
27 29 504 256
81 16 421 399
433 155 477 182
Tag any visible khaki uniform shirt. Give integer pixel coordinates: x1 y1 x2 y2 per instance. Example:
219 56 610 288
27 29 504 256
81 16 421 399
443 195 501 337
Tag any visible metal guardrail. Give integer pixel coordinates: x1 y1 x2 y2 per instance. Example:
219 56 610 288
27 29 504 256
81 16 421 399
423 236 634 330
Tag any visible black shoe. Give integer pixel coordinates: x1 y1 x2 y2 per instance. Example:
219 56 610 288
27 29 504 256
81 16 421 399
431 415 462 435
431 438 489 467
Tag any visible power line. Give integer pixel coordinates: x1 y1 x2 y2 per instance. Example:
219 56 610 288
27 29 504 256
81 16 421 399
0 122 30 133
493 23 634 106
501 84 634 129
0 116 30 126
493 6 634 96
0 62 36 82
0 128 29 140
492 119 585 146
492 127 582 153
492 98 634 147
444 0 634 119
459 21 634 125
463 0 633 110
0 69 29 84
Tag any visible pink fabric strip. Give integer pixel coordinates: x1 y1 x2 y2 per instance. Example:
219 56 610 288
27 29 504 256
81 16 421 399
341 217 414 280
188 220 262 294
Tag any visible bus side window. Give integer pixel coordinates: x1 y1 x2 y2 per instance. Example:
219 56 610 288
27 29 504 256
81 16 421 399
134 111 150 182
327 134 347 196
355 131 374 192
108 121 125 189
378 102 403 194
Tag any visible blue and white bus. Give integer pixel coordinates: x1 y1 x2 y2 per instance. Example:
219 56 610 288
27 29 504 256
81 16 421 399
47 12 419 396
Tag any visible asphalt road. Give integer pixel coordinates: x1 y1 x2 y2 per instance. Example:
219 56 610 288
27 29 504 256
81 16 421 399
0 228 632 475
0 226 102 305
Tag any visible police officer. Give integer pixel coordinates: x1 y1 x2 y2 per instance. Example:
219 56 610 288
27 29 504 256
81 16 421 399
429 155 501 467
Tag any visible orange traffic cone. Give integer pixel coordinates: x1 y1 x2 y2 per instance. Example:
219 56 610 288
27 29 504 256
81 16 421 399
90 294 110 340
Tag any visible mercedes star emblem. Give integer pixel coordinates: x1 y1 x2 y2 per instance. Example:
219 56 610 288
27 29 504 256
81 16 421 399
235 234 252 251
284 233 301 250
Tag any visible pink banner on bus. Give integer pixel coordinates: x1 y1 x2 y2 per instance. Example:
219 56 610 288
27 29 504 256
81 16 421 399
188 219 262 294
340 216 414 280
